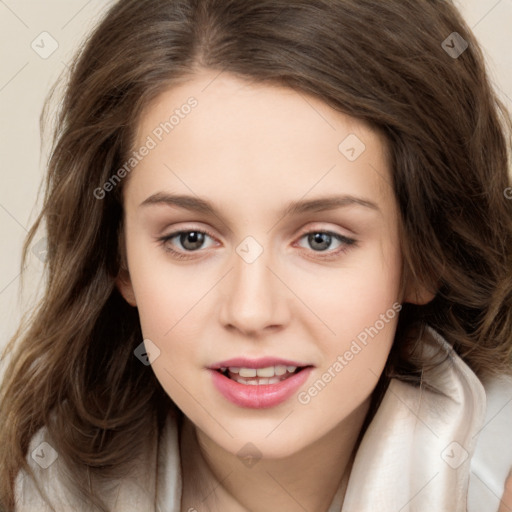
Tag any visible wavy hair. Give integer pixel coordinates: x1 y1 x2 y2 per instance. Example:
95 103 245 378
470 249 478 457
1 0 511 510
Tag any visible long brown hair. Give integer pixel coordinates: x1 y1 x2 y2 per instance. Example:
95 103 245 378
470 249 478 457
1 0 511 510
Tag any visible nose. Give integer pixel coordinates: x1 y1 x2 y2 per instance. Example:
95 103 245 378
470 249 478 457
218 243 289 336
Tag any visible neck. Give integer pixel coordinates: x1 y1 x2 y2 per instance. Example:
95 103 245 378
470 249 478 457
179 399 370 512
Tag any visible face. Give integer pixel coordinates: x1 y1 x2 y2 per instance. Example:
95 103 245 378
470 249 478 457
117 70 418 459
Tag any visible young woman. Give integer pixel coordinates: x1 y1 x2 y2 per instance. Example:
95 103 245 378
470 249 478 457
1 1 511 511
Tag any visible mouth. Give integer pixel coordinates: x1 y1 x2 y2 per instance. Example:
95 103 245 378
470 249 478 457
209 364 314 409
215 365 310 385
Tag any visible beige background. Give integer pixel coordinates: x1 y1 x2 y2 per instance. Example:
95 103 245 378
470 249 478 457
1 0 512 368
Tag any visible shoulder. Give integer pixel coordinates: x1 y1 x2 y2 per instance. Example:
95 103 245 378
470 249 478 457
468 373 512 512
14 426 78 511
14 423 160 511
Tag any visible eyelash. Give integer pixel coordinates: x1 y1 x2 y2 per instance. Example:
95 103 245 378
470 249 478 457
157 228 357 261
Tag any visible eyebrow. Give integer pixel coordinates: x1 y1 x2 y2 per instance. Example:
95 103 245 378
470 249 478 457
139 193 381 218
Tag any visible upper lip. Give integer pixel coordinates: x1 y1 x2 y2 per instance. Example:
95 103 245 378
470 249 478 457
208 357 313 370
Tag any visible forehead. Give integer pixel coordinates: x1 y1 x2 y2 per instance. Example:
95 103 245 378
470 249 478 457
127 71 394 214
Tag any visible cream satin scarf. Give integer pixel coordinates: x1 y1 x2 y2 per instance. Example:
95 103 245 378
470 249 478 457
341 327 487 512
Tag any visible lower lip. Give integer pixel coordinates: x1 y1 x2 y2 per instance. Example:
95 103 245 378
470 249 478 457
209 367 314 409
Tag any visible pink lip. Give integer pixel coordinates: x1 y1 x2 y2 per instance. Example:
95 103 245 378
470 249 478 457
208 357 310 370
209 366 314 409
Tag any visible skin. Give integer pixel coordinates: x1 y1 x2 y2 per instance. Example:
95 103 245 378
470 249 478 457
499 471 512 512
116 70 433 512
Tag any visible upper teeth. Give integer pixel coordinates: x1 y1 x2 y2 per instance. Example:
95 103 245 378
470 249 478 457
220 365 297 377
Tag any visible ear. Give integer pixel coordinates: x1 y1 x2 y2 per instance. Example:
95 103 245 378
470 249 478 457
116 268 137 307
116 224 137 307
402 279 436 306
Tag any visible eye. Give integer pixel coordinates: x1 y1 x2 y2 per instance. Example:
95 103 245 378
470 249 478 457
158 229 217 259
295 230 357 258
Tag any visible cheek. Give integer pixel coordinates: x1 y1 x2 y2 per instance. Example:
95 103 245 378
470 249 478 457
127 253 208 412
293 240 401 403
126 240 217 408
292 238 402 342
